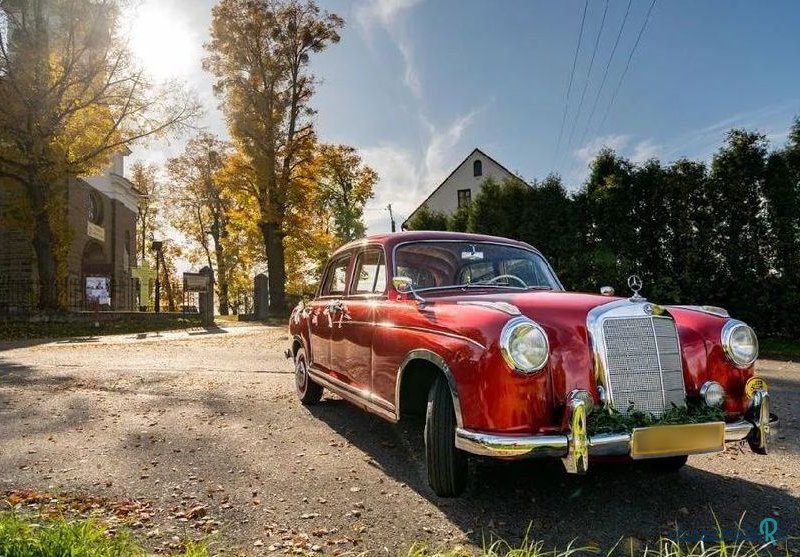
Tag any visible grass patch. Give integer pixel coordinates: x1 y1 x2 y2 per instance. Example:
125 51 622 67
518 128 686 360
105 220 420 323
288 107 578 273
402 526 790 557
760 337 800 359
0 512 209 556
587 403 726 436
0 317 201 341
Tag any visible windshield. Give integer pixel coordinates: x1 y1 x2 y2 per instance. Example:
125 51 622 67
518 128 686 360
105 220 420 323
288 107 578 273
394 241 562 292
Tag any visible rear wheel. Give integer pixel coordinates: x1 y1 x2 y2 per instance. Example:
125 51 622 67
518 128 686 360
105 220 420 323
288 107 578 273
638 454 688 473
294 347 322 405
425 375 468 497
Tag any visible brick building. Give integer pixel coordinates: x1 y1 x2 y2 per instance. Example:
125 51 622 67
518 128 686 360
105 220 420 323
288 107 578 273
0 150 140 312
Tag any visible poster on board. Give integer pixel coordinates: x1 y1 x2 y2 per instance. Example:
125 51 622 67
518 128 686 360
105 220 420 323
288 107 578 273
85 276 111 307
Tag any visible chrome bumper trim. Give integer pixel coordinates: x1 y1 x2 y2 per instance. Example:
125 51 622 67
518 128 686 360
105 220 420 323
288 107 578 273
456 415 778 462
455 388 778 466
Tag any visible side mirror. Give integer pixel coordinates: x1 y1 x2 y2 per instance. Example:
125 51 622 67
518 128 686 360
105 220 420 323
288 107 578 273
392 276 414 293
600 286 615 296
392 276 425 303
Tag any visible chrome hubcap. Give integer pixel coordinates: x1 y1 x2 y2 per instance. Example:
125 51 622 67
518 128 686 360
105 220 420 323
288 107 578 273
295 358 307 393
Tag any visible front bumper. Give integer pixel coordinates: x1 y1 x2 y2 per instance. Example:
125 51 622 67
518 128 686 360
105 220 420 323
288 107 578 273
454 389 778 473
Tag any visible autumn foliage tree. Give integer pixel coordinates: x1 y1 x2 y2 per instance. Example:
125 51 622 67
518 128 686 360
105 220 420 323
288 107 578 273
316 144 376 244
0 0 198 309
166 132 238 315
204 0 343 314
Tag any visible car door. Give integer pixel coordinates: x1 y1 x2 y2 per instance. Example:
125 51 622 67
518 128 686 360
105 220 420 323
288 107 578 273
308 253 352 372
330 247 387 390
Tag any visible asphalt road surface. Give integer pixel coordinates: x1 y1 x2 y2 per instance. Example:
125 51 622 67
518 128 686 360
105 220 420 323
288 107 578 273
0 324 797 554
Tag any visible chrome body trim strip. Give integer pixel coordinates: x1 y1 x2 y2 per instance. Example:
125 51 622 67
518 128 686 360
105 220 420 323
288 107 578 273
375 322 487 350
395 349 464 428
307 366 397 423
669 305 730 318
457 301 522 315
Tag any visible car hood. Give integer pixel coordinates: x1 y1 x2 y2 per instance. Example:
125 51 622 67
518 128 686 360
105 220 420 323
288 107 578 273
418 289 727 405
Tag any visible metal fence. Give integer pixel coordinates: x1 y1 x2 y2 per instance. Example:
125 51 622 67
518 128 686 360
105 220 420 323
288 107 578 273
0 276 138 315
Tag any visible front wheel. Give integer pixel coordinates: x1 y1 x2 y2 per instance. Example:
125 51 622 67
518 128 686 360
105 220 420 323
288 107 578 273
294 347 322 405
425 375 468 497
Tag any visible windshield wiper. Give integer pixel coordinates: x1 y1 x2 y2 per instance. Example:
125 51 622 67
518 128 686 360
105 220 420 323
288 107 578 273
461 283 525 290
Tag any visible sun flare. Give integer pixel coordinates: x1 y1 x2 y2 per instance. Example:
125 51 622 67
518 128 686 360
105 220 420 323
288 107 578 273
125 2 198 81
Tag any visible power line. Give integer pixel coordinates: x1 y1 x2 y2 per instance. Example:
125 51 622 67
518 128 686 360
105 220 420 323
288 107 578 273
598 0 658 133
578 0 633 148
552 0 589 170
563 0 610 166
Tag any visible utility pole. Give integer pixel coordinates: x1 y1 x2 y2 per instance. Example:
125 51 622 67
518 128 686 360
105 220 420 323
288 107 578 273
387 204 396 233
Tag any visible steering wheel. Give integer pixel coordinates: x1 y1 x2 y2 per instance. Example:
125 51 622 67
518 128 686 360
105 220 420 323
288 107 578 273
483 274 527 288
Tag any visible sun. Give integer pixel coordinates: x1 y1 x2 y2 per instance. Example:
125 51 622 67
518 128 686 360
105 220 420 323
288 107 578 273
125 2 199 81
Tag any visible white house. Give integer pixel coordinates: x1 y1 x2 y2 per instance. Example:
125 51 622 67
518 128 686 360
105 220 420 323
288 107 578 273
402 148 520 229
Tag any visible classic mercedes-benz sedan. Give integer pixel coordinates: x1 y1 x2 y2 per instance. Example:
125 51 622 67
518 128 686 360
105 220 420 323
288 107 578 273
287 231 777 496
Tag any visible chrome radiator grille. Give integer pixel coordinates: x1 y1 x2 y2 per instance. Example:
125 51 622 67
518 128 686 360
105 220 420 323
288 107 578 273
601 316 685 417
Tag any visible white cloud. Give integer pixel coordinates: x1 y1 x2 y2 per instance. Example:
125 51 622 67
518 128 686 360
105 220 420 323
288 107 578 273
630 139 661 164
565 134 662 187
357 0 424 28
356 0 425 98
359 109 479 233
397 40 421 98
661 99 800 160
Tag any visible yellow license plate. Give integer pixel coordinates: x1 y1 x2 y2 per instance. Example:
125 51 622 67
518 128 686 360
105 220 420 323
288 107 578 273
631 422 725 459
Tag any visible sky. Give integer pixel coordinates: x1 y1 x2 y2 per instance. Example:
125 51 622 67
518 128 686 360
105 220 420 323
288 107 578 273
125 0 800 235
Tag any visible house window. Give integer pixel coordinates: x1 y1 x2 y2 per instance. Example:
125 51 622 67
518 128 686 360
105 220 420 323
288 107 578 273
473 159 482 177
88 191 103 225
457 188 472 207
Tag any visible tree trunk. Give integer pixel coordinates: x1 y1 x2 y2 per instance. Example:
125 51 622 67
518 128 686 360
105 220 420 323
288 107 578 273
160 251 177 312
213 234 230 315
28 180 60 311
261 221 286 315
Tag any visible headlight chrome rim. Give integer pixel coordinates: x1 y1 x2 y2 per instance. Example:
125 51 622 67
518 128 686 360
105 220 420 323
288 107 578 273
700 380 726 407
721 319 758 368
500 316 550 373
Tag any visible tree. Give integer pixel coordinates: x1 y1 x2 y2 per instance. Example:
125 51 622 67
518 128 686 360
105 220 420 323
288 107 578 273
204 0 343 315
404 205 449 231
316 144 376 243
130 161 160 262
0 0 198 309
709 130 770 325
166 132 236 315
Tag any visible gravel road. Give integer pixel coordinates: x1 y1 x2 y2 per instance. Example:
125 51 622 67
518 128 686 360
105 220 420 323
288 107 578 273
0 324 797 554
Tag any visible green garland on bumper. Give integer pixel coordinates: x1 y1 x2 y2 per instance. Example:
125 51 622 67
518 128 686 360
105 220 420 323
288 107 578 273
587 402 726 435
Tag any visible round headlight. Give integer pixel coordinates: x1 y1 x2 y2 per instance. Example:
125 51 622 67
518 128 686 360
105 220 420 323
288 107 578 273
721 320 758 367
500 318 549 373
700 381 726 407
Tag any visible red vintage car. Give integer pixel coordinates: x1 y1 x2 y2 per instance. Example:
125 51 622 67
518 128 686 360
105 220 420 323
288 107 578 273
287 231 777 496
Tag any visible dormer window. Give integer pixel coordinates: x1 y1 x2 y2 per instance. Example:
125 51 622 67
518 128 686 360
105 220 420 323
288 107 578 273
473 159 482 177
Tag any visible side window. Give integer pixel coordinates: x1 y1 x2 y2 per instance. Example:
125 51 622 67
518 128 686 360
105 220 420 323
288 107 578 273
473 159 482 177
352 249 386 295
322 256 350 296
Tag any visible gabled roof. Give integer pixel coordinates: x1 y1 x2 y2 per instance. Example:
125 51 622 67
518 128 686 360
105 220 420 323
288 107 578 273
402 147 521 228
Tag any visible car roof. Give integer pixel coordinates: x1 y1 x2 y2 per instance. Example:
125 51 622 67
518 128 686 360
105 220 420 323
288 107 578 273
332 231 538 258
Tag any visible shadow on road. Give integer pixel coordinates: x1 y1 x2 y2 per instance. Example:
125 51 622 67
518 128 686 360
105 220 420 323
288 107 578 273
309 397 799 550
